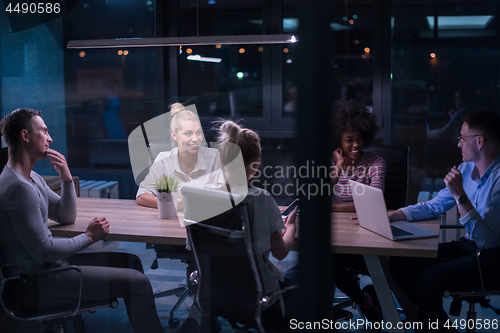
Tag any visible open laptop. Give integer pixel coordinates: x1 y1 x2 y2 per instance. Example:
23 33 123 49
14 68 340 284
349 180 438 241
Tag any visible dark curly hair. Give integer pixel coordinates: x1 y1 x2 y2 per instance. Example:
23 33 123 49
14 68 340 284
332 99 379 149
0 108 41 153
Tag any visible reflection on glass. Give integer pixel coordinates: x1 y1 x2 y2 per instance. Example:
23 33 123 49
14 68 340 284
178 0 263 37
284 85 298 118
393 1 498 202
332 4 373 107
178 45 263 118
63 0 155 39
282 3 374 117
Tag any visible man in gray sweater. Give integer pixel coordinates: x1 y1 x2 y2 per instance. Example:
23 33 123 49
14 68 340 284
0 108 163 333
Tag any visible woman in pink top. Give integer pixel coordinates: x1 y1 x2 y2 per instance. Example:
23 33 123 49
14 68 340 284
331 99 386 212
331 99 386 330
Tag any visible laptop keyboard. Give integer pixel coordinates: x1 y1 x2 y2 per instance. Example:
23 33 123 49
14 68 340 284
391 225 414 237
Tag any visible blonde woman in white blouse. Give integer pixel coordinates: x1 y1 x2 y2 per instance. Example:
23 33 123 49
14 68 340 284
136 103 224 208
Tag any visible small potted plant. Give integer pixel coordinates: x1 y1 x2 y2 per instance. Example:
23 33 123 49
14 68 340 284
155 174 180 219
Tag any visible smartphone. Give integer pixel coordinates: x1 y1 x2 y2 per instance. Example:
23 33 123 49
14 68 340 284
281 198 299 218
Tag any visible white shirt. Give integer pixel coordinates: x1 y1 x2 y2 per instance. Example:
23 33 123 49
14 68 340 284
136 146 225 199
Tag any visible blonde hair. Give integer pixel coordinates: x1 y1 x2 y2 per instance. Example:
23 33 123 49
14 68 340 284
170 103 201 148
216 120 261 167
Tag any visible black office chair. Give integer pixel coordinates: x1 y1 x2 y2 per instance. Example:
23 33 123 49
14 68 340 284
0 263 118 333
364 145 410 210
0 145 7 170
149 243 196 328
182 185 295 332
444 250 500 333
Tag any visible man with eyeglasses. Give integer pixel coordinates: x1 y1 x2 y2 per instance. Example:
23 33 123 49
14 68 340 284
388 110 500 333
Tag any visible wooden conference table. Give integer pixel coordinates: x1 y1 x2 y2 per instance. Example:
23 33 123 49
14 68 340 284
332 212 440 332
48 197 187 245
49 198 440 333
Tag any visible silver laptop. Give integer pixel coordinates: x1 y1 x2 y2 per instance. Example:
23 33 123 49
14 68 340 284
349 180 438 241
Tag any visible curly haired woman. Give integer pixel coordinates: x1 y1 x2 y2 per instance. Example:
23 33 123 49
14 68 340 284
331 99 386 212
331 99 386 330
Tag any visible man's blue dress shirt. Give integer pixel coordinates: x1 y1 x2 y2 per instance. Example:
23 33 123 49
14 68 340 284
401 154 500 249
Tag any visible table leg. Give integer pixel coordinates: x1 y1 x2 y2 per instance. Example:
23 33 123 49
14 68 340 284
363 254 405 333
380 257 419 325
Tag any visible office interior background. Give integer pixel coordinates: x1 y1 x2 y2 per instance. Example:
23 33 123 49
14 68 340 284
2 0 499 204
2 0 500 330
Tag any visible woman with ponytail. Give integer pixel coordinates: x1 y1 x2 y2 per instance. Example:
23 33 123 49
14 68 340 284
180 120 298 333
216 120 297 270
219 121 300 329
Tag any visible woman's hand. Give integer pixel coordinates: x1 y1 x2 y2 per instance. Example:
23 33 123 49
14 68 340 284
331 148 345 186
272 206 298 260
332 148 345 167
284 206 298 228
283 206 298 238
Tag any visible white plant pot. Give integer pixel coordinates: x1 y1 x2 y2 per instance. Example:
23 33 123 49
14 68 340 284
157 192 178 219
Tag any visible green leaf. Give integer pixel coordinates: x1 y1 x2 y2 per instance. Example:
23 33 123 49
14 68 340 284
154 174 180 193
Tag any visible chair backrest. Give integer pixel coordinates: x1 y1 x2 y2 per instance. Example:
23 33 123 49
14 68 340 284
0 146 7 170
184 187 266 331
444 249 500 318
364 145 409 210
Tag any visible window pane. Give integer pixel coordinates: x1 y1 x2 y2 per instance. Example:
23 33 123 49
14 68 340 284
178 0 263 36
393 1 498 202
178 45 264 118
64 45 162 198
64 0 156 39
283 61 298 119
332 4 373 106
282 2 374 119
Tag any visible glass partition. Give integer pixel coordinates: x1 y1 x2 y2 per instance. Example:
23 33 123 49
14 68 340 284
393 0 499 202
60 0 289 199
4 0 499 203
63 0 156 39
178 44 264 119
178 0 263 36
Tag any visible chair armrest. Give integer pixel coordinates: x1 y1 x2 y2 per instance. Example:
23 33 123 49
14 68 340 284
476 250 486 293
186 219 246 239
20 265 82 279
1 265 84 320
439 224 465 229
0 264 13 280
2 264 82 282
183 217 197 227
281 284 298 292
261 284 298 305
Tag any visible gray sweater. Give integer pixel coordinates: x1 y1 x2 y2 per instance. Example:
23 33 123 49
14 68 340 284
0 167 90 275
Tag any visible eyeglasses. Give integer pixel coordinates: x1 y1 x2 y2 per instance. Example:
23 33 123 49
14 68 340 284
457 134 481 143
